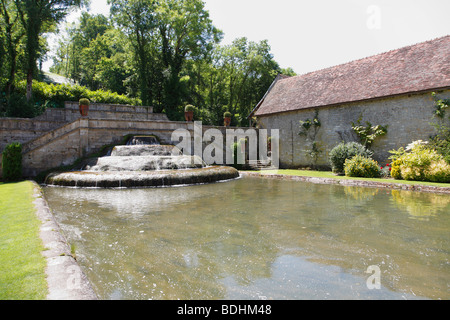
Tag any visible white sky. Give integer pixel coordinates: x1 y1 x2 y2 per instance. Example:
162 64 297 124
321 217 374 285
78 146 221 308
45 0 450 75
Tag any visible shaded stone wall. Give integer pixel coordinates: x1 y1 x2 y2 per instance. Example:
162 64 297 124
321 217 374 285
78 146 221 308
1 102 169 151
256 90 450 169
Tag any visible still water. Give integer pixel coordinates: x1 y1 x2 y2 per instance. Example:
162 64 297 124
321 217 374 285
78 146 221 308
43 176 450 300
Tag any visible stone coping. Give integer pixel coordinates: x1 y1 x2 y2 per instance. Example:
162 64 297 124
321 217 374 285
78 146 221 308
240 171 450 194
32 181 97 300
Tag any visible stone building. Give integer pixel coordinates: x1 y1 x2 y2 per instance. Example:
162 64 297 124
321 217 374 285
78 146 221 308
249 35 450 169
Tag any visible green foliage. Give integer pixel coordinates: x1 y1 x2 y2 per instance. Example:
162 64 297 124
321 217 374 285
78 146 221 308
230 139 248 170
13 0 86 100
184 104 195 112
389 141 450 183
429 93 450 163
423 160 450 183
223 111 232 118
2 142 22 182
2 0 293 124
298 110 322 168
390 159 403 180
344 155 381 178
1 92 37 118
299 111 321 137
351 117 388 149
432 92 450 119
15 80 141 108
329 142 374 174
79 98 90 106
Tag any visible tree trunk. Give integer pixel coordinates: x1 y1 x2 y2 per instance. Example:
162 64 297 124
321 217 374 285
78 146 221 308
26 69 33 101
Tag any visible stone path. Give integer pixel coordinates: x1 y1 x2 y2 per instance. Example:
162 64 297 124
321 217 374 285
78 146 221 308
32 182 97 300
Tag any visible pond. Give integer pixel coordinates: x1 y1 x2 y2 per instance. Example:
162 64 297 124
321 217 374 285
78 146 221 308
43 176 450 300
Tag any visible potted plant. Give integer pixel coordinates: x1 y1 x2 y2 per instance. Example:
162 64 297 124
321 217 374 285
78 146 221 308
79 98 90 117
224 111 232 127
185 104 195 121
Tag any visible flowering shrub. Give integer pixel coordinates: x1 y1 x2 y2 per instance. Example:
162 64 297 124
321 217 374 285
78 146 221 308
389 141 450 182
380 163 391 178
329 142 373 174
424 160 450 183
390 159 403 180
344 155 381 178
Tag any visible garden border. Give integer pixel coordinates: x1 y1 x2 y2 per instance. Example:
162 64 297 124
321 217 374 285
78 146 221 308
240 171 450 194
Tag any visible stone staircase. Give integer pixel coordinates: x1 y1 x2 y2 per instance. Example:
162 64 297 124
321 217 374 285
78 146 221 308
248 159 276 170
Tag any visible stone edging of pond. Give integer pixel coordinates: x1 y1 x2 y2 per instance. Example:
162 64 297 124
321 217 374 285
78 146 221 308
32 181 98 300
240 171 450 194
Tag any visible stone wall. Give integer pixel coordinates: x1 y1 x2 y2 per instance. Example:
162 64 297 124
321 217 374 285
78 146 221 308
256 89 450 169
1 104 256 177
1 102 170 178
19 119 253 177
1 102 169 151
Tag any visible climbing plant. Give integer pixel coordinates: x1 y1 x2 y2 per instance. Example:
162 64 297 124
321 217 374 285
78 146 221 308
432 92 450 119
351 116 388 149
298 110 323 168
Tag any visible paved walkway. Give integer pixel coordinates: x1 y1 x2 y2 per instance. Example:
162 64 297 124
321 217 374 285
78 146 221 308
32 182 97 300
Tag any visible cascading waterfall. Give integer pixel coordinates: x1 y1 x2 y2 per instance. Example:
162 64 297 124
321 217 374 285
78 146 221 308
45 136 239 188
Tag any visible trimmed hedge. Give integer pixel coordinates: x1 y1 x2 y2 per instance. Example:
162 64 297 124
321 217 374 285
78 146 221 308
2 142 22 182
14 80 142 109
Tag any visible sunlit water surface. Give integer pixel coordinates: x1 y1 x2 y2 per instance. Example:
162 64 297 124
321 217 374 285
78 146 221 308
43 176 450 300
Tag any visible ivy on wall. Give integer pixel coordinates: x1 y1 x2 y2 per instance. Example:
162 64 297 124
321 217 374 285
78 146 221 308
298 110 323 168
351 116 388 149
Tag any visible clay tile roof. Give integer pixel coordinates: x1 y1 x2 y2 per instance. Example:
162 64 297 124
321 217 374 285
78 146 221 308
252 35 450 117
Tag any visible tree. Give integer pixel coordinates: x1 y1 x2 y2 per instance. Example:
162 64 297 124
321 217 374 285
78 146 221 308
0 0 24 95
14 0 86 101
202 38 281 126
156 0 222 118
110 0 160 106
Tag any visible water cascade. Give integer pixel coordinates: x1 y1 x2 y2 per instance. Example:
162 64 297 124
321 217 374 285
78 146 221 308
45 136 239 188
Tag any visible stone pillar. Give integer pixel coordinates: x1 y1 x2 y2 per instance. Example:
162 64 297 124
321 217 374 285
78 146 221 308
79 118 90 158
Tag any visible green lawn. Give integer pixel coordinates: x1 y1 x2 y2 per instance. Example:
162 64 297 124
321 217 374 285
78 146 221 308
0 181 48 300
255 169 450 188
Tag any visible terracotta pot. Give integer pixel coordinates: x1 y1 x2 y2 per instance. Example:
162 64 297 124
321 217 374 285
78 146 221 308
79 104 89 116
224 117 231 127
185 111 194 122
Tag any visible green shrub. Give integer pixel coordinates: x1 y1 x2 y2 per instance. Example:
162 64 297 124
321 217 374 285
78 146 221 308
231 140 246 170
224 111 232 118
423 160 450 183
398 145 441 181
344 155 381 178
2 93 37 118
390 159 403 180
329 142 374 174
429 124 450 164
2 142 23 182
389 141 450 182
79 98 90 106
185 104 195 112
15 80 141 110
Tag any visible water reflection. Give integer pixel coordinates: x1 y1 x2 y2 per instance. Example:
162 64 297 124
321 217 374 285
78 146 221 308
43 177 450 300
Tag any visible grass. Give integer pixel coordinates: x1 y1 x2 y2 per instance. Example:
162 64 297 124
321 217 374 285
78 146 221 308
0 181 48 300
254 169 450 188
